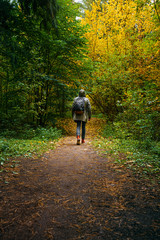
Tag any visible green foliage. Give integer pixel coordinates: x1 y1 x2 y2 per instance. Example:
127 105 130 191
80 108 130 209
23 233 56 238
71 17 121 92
18 0 59 29
0 0 89 130
0 127 62 167
33 127 62 140
118 88 160 141
0 126 62 140
95 121 160 180
88 54 131 121
102 121 132 139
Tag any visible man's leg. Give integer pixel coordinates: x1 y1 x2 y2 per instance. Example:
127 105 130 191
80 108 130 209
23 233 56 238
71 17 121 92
82 121 86 143
76 121 81 145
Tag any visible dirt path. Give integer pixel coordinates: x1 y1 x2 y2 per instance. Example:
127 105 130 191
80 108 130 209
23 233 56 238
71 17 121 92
0 136 160 240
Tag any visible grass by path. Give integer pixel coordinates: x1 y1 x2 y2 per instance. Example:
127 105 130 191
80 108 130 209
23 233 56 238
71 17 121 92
0 127 62 182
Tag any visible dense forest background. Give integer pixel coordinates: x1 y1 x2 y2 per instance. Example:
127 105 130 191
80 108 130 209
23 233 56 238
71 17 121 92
0 0 159 152
0 0 90 129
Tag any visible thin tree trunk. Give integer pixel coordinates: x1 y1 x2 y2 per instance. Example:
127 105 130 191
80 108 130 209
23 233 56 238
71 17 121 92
5 71 9 115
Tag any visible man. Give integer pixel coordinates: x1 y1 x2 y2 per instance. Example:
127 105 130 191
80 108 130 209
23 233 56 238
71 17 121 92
72 89 91 145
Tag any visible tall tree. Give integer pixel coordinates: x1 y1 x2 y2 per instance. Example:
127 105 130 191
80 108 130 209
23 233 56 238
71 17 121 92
18 0 59 28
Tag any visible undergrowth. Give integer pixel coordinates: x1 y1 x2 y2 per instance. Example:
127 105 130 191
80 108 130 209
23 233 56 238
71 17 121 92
0 127 62 174
93 121 160 182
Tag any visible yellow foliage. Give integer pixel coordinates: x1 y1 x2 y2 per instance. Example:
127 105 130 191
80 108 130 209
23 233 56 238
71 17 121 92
82 0 155 61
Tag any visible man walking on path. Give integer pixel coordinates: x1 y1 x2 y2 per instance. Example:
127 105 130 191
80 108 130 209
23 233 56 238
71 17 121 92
72 89 91 145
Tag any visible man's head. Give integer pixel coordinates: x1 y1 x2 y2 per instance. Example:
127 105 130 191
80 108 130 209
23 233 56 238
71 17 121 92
79 89 86 97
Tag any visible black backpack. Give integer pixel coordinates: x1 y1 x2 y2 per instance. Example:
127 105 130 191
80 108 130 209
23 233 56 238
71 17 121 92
73 97 85 115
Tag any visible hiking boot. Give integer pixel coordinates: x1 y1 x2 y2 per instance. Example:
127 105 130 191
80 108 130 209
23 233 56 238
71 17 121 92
82 139 85 144
77 136 80 145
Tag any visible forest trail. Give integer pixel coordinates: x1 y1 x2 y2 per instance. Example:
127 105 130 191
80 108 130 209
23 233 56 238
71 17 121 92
0 135 160 240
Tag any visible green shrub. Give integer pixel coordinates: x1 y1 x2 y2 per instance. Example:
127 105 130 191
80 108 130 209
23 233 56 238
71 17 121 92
33 127 62 140
102 121 132 139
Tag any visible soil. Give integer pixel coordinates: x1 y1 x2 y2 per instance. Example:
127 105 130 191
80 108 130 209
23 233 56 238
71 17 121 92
0 135 160 240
